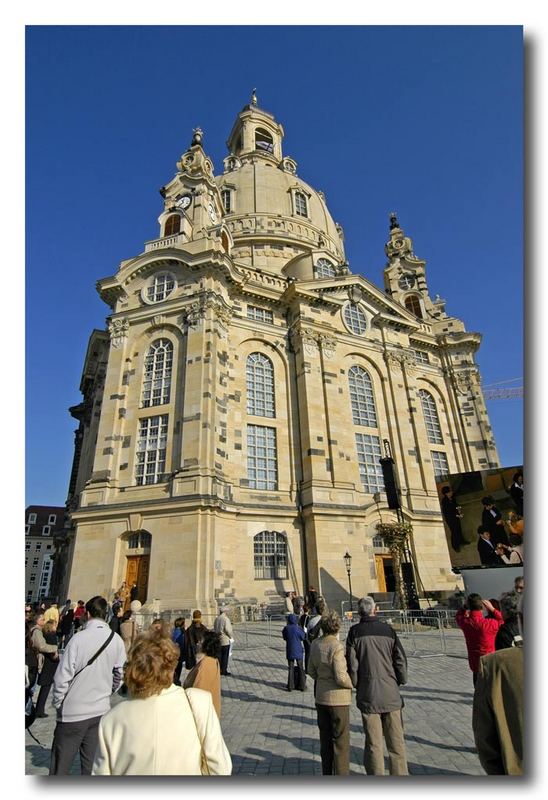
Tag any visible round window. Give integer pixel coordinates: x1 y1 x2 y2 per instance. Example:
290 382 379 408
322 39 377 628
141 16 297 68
398 273 416 290
343 303 367 336
142 271 176 305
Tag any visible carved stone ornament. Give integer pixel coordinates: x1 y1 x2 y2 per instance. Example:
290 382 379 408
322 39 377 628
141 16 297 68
453 368 478 396
383 351 403 372
183 292 232 329
108 317 129 348
302 328 319 357
151 315 167 329
318 334 337 359
348 285 364 304
289 326 319 356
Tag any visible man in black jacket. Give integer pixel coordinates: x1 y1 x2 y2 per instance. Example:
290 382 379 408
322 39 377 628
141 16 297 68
346 596 408 775
477 526 502 566
481 496 509 547
440 485 466 552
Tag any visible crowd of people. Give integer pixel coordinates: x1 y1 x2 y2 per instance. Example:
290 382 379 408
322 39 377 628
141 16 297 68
24 576 523 777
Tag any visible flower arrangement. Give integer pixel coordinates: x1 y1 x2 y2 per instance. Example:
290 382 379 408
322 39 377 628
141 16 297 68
375 521 413 609
375 521 413 549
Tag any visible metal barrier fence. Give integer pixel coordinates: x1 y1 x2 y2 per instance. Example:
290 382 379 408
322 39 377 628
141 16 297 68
119 607 462 657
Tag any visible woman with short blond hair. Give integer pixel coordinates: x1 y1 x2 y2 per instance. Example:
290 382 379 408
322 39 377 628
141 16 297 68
92 634 231 775
307 610 353 775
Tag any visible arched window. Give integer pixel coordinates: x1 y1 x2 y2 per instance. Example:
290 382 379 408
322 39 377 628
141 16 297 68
405 294 423 318
419 389 443 444
141 339 173 407
295 191 308 217
221 231 230 252
221 189 231 213
348 366 378 427
253 531 287 579
164 214 181 236
316 258 336 279
255 128 274 153
246 352 275 417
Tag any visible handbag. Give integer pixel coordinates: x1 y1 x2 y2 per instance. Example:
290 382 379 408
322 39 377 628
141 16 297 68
184 689 210 775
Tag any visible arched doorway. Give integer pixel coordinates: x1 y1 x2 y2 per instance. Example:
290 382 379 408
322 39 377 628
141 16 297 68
124 530 151 607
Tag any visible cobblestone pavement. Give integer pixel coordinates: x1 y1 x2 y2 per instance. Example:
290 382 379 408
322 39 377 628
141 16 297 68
25 620 483 776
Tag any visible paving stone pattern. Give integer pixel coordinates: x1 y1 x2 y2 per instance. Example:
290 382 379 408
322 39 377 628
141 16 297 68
26 621 483 776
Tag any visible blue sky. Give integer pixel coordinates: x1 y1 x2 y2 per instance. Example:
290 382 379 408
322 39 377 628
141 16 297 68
25 25 523 505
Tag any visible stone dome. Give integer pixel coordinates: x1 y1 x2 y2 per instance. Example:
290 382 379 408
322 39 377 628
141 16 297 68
214 99 346 275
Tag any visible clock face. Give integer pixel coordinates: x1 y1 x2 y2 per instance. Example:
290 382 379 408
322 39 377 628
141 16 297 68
208 202 217 223
176 194 192 210
398 274 416 290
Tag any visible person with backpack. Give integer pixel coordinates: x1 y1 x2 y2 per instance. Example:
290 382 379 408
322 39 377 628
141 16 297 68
307 596 327 644
58 602 75 649
282 614 306 691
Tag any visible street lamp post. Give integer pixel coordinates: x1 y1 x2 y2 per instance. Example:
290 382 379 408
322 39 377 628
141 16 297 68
343 551 353 612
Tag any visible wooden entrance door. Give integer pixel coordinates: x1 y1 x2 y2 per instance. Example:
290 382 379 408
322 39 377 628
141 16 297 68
125 555 150 606
375 555 395 594
375 555 387 592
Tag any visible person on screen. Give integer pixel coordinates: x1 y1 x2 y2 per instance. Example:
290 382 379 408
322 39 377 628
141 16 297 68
495 535 523 566
440 486 466 552
477 527 502 566
481 497 509 547
508 471 524 516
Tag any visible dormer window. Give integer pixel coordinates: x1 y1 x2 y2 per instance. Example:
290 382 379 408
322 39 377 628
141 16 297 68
164 214 181 237
405 294 423 318
294 192 308 217
221 189 232 213
315 258 336 279
255 128 274 154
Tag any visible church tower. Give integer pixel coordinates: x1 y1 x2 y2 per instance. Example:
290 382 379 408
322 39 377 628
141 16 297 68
64 95 499 614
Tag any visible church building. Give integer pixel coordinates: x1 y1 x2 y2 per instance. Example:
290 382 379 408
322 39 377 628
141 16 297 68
64 94 499 613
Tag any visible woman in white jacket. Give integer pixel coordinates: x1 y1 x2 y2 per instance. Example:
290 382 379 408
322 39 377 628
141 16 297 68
92 635 232 776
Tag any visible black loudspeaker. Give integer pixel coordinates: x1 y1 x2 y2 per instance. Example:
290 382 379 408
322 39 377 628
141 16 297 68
380 456 401 510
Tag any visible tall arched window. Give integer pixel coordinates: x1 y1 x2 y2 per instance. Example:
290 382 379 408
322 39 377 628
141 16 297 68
349 364 385 494
405 295 423 318
253 531 287 579
419 389 443 444
141 339 173 407
246 352 275 417
295 191 308 217
164 214 181 236
348 366 378 427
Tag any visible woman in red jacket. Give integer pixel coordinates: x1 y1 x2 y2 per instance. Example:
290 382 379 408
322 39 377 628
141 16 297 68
456 594 503 685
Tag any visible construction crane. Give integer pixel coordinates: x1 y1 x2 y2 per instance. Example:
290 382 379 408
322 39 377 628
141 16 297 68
481 378 523 400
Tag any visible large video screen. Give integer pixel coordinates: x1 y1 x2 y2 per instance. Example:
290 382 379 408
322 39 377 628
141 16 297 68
436 466 523 569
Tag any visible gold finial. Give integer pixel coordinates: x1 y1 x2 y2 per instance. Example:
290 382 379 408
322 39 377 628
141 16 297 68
251 88 257 106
